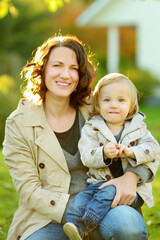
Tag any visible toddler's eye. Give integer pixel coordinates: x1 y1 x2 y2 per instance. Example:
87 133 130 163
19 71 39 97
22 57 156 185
104 99 110 102
119 99 125 102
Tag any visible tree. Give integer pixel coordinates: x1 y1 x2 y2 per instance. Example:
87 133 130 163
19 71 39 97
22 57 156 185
0 0 70 19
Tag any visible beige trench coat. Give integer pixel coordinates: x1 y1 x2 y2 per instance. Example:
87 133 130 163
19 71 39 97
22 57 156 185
2 100 89 240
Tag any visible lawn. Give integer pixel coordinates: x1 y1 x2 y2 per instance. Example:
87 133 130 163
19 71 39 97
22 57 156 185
0 105 160 240
0 151 18 240
139 105 160 240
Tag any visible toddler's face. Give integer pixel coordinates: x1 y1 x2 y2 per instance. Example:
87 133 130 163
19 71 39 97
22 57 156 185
98 81 131 127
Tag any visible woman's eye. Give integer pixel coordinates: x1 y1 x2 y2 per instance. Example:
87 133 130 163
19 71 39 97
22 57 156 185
53 64 60 67
104 99 110 102
71 67 78 71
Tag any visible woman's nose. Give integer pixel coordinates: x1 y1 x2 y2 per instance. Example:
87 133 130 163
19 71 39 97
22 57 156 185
60 67 70 79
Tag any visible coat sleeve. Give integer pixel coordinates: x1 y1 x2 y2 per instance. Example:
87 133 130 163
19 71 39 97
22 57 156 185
78 124 107 168
129 130 160 165
2 118 69 223
127 130 160 183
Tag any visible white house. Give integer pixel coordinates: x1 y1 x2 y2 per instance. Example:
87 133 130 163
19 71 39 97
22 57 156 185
76 0 160 80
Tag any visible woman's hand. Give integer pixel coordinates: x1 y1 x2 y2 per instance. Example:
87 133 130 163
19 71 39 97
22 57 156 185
99 171 139 208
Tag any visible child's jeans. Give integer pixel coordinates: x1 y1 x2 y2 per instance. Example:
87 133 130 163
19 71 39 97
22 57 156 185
65 182 144 226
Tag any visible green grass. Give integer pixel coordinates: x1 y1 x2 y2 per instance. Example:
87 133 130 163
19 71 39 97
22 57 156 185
139 105 160 143
139 105 160 240
0 105 160 240
0 151 18 240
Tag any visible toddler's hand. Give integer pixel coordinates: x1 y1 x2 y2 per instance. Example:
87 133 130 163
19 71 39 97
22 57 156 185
117 144 135 158
104 142 119 159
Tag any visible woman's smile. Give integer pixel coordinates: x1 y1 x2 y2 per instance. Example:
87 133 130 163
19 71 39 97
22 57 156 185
56 81 71 87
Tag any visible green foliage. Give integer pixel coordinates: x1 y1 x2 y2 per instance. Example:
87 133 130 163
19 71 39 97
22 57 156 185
0 74 15 94
0 0 55 148
0 1 9 19
0 0 53 59
0 0 18 19
120 65 159 104
139 105 160 143
0 92 20 147
45 0 71 12
0 0 70 19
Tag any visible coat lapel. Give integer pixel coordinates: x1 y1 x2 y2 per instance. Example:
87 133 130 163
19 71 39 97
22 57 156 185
22 101 69 173
34 126 69 173
89 117 116 142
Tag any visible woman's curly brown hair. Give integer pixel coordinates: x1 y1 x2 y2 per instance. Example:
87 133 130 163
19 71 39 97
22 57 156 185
21 35 96 107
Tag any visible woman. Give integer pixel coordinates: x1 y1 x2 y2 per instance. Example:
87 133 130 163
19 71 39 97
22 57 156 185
3 35 156 240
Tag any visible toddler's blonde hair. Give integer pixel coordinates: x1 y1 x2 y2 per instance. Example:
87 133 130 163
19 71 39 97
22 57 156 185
91 73 139 120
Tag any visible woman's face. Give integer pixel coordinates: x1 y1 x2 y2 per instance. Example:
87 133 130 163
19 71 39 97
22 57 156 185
44 46 79 101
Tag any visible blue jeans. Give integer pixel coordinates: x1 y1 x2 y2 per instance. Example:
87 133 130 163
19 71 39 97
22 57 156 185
65 183 144 226
26 206 148 240
26 183 148 240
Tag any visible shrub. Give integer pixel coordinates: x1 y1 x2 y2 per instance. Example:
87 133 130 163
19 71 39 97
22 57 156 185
93 56 159 104
120 67 159 104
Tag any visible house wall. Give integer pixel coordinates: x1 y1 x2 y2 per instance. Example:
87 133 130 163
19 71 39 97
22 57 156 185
77 0 160 79
137 13 160 79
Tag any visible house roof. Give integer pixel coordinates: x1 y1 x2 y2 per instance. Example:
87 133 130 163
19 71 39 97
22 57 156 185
76 0 111 26
76 0 160 27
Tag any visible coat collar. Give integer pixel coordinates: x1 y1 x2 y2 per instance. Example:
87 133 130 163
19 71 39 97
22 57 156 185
123 112 146 134
87 116 116 142
86 112 146 142
19 99 90 127
18 99 45 127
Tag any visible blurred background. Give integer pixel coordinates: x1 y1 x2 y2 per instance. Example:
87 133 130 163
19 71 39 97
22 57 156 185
0 0 160 147
0 0 160 239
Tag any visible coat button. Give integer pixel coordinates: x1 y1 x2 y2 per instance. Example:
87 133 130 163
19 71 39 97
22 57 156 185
91 174 96 179
99 142 104 147
93 128 99 131
91 150 95 155
105 175 111 180
130 141 135 146
17 236 21 240
50 200 55 206
39 163 45 169
144 149 150 154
